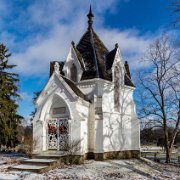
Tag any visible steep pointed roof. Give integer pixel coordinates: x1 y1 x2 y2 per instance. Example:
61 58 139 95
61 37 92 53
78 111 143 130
51 6 135 87
105 46 118 71
124 61 135 87
76 6 110 80
71 41 85 70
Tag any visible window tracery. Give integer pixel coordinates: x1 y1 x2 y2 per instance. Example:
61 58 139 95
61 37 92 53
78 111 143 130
114 66 120 112
70 63 77 82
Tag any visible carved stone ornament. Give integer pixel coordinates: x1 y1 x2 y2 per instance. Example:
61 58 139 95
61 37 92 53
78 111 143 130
47 118 69 150
54 62 60 74
45 91 49 95
52 83 57 88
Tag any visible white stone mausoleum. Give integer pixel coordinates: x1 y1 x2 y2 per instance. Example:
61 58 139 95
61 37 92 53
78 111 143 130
33 7 140 160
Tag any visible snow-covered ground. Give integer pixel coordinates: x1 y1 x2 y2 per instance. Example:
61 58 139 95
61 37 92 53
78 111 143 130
0 154 179 180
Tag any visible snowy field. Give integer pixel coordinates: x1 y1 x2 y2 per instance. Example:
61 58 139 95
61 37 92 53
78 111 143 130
0 154 179 180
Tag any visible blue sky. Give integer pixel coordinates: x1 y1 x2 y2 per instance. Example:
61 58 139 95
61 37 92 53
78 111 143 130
0 0 177 119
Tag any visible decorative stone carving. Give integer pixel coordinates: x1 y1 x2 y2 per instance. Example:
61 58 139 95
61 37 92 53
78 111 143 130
52 83 57 88
47 118 69 150
54 62 60 74
45 91 49 95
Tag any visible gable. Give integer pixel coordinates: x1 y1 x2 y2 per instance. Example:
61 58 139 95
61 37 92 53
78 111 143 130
36 73 89 106
36 74 73 105
63 45 83 71
62 44 84 82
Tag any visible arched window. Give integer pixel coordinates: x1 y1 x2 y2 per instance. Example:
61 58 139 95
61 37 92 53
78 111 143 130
70 64 77 82
114 66 120 112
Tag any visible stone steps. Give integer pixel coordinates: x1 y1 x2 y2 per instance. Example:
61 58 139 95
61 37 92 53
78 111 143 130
11 158 58 173
11 164 48 174
32 154 64 159
20 158 57 166
11 152 84 173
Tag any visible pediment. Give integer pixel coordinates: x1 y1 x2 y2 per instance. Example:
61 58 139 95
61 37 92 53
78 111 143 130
36 73 77 105
63 45 83 72
36 72 88 106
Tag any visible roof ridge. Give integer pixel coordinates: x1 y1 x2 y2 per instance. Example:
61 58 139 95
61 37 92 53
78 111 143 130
89 29 100 78
105 47 117 71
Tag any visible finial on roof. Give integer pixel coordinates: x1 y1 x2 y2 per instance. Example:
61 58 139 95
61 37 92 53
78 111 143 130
71 41 75 47
115 43 119 48
124 61 131 78
54 61 60 74
87 5 94 30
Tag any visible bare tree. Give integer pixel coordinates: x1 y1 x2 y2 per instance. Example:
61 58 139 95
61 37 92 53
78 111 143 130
138 35 180 163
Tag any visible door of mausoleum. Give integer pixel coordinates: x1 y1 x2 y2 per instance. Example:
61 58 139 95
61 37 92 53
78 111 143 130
47 118 69 150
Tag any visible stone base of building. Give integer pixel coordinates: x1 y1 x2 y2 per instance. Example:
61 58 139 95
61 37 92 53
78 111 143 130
33 150 140 163
85 150 140 161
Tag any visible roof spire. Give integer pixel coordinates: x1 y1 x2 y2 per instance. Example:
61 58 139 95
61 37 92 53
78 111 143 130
87 5 94 30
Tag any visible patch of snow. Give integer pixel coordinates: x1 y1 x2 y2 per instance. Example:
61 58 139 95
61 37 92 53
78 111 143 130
0 173 19 180
0 153 179 180
12 164 48 170
0 161 7 165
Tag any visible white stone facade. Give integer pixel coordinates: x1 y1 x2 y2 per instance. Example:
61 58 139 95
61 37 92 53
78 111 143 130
33 8 140 159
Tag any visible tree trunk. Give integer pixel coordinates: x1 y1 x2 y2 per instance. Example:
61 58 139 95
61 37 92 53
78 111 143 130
167 106 180 163
164 126 171 163
165 146 171 163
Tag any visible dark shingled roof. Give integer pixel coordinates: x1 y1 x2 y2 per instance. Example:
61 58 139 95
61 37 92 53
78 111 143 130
75 8 119 82
61 75 90 102
124 74 135 87
76 29 135 86
76 29 110 81
124 61 131 78
105 47 117 71
124 61 134 87
49 7 135 88
72 41 85 70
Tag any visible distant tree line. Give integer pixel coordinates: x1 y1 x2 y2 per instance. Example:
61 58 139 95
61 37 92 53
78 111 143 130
141 127 180 145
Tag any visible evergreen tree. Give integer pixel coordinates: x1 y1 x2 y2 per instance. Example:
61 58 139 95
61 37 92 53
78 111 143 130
0 44 21 148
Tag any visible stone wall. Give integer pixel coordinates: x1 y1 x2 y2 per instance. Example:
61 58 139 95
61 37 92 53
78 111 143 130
85 150 140 160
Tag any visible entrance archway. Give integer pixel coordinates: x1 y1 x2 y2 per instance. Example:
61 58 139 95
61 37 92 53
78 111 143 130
47 95 70 150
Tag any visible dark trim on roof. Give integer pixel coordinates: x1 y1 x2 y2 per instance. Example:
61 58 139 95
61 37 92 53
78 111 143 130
124 61 131 79
71 41 85 70
90 29 99 78
61 75 90 102
124 74 135 87
105 47 117 71
76 29 110 81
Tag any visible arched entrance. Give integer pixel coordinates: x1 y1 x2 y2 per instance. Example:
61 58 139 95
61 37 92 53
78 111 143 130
47 95 70 150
